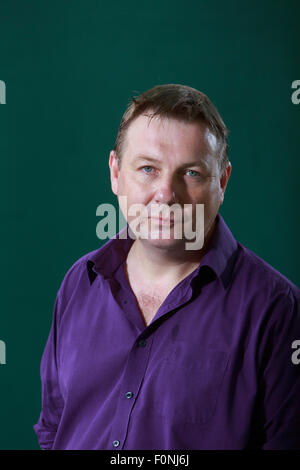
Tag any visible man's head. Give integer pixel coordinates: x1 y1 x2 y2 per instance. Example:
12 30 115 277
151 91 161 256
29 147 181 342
109 84 231 251
113 84 229 174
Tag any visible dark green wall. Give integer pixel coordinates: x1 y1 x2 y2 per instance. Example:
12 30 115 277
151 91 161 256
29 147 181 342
0 0 299 449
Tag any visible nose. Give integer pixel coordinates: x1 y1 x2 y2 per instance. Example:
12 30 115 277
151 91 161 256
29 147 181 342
153 174 177 205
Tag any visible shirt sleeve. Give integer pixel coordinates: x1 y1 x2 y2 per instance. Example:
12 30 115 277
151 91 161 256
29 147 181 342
33 294 65 450
256 286 300 449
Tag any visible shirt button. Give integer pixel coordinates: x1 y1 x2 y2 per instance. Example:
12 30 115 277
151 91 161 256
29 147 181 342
138 339 147 347
125 391 133 399
113 440 120 447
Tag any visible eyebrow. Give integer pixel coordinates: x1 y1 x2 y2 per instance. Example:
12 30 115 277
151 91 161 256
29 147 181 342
134 155 161 163
133 154 209 170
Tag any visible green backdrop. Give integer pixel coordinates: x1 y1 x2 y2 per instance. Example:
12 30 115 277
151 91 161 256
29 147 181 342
0 0 299 450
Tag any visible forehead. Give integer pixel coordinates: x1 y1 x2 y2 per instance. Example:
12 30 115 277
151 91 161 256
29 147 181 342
123 114 219 163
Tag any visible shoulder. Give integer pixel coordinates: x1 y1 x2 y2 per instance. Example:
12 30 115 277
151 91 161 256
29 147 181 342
234 242 300 317
237 243 298 289
56 239 113 303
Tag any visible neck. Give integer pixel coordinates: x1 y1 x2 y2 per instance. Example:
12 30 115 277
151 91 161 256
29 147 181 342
126 218 217 285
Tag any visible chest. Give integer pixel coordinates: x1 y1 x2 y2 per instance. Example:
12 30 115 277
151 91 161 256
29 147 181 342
123 264 177 326
135 291 164 325
131 285 173 326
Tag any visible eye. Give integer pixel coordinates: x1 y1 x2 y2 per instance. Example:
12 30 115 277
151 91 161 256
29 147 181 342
141 166 154 174
185 169 201 177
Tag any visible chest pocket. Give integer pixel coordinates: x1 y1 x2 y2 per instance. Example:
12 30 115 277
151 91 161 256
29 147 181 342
150 343 230 424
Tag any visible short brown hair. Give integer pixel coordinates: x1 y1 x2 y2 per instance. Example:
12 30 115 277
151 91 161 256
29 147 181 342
113 84 229 173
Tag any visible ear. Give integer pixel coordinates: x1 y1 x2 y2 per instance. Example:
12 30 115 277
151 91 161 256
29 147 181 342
219 162 232 204
109 150 119 196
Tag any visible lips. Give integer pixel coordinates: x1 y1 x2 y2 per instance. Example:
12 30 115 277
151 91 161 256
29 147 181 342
149 216 175 224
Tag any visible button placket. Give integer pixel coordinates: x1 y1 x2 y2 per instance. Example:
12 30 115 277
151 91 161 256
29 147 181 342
109 334 153 450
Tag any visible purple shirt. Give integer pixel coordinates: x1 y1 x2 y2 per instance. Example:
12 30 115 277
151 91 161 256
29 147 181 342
33 214 300 449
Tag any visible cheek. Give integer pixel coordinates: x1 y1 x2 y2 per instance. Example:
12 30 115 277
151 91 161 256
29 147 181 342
192 181 218 202
118 170 143 194
117 177 150 214
117 195 128 221
193 184 221 213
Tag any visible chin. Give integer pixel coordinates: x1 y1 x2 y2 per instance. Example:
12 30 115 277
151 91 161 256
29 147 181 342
141 235 186 251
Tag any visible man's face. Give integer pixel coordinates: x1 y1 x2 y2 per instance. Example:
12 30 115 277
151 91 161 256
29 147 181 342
109 113 231 251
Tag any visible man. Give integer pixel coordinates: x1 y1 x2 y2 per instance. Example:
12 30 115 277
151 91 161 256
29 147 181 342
34 84 300 450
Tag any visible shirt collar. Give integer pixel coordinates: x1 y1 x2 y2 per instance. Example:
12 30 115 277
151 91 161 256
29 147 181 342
194 213 239 288
86 213 238 288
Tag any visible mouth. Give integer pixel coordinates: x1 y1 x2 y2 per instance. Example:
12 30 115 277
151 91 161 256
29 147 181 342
149 216 175 225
